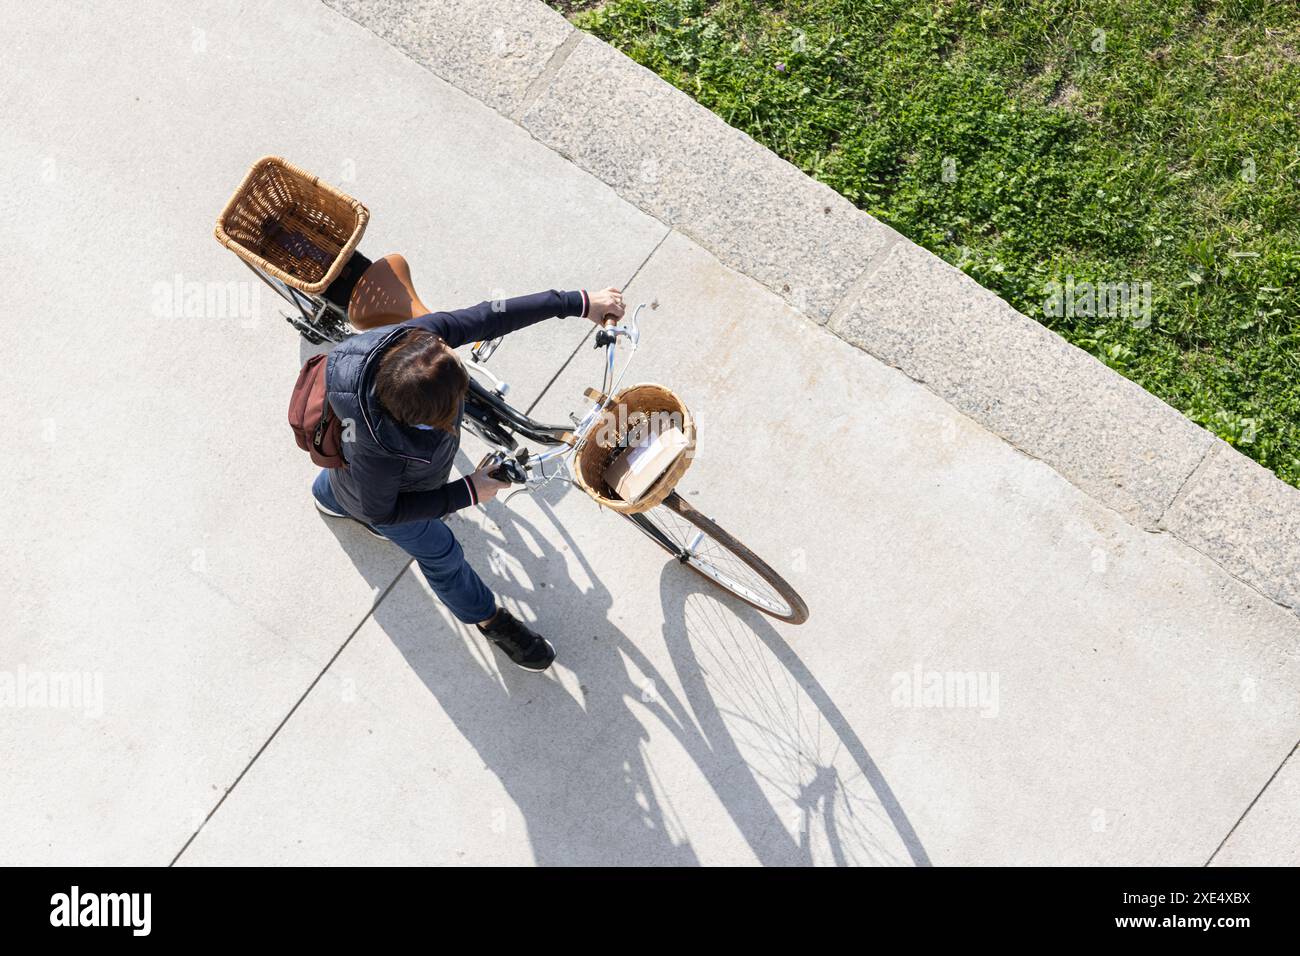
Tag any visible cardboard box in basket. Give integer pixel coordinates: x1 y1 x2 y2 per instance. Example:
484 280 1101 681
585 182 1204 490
604 416 690 504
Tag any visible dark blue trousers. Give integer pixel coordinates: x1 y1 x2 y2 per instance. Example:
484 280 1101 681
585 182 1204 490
313 469 496 624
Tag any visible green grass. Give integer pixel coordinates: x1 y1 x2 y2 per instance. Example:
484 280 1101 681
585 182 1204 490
550 0 1300 485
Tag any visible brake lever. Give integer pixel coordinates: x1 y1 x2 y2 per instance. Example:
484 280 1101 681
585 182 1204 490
480 450 528 484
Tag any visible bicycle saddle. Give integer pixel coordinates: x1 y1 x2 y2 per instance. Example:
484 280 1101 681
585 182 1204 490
347 254 431 330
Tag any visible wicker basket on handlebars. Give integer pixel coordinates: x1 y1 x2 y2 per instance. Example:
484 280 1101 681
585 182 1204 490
573 383 696 514
214 156 369 294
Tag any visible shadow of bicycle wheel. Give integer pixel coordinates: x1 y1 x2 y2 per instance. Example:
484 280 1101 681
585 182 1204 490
656 570 932 867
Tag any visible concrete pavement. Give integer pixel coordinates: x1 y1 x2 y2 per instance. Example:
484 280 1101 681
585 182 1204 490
2 0 1298 865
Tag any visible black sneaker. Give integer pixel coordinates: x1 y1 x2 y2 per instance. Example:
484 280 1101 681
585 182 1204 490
477 609 556 672
314 498 387 540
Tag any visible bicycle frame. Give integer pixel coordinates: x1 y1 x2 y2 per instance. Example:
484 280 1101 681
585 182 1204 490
470 303 647 452
463 303 646 481
462 305 689 558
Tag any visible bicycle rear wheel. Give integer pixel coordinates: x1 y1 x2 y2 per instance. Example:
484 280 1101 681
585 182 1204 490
627 493 808 624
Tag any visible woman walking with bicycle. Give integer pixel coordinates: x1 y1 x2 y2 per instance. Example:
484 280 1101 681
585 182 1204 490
216 159 806 659
312 280 626 673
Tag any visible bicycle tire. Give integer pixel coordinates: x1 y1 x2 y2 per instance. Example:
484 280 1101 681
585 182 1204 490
628 492 809 624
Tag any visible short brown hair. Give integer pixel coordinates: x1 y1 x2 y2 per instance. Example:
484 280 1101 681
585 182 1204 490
374 330 468 432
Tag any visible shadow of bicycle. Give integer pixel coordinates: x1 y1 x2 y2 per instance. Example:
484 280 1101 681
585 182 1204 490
355 449 928 866
656 575 930 866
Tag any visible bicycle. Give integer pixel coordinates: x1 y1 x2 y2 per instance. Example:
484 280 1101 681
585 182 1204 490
216 157 808 624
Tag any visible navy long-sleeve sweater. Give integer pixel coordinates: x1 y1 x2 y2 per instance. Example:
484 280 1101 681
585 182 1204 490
324 289 589 525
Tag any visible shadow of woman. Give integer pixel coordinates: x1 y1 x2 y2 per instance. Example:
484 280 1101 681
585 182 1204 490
368 471 704 865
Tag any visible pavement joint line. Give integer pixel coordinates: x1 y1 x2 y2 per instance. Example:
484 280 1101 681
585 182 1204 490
623 225 675 292
1155 442 1298 618
1156 524 1296 617
524 323 596 418
825 232 903 330
167 559 413 866
511 27 582 123
524 225 673 416
1158 438 1221 529
1205 736 1300 866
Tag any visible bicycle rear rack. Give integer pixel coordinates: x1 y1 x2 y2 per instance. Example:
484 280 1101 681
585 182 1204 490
241 259 351 344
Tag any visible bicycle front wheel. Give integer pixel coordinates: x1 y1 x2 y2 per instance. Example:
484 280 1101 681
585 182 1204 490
627 493 809 624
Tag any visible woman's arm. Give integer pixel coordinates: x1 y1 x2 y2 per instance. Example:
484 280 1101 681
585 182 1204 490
346 450 474 525
409 289 584 348
408 287 626 347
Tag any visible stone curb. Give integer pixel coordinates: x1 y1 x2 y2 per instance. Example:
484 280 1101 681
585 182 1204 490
1163 441 1300 614
322 0 575 116
321 0 1300 617
518 34 900 323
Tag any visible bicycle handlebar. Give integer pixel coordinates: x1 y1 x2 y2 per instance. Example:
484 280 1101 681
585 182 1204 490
598 302 645 398
594 303 643 348
468 303 649 495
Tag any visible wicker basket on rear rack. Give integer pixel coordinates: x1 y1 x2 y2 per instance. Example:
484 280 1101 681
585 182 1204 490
573 383 696 515
214 156 369 294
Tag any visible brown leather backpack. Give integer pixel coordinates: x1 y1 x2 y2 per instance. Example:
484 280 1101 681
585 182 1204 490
288 353 346 468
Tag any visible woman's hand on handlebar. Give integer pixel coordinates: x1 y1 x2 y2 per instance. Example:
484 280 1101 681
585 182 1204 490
469 464 511 504
587 287 625 325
